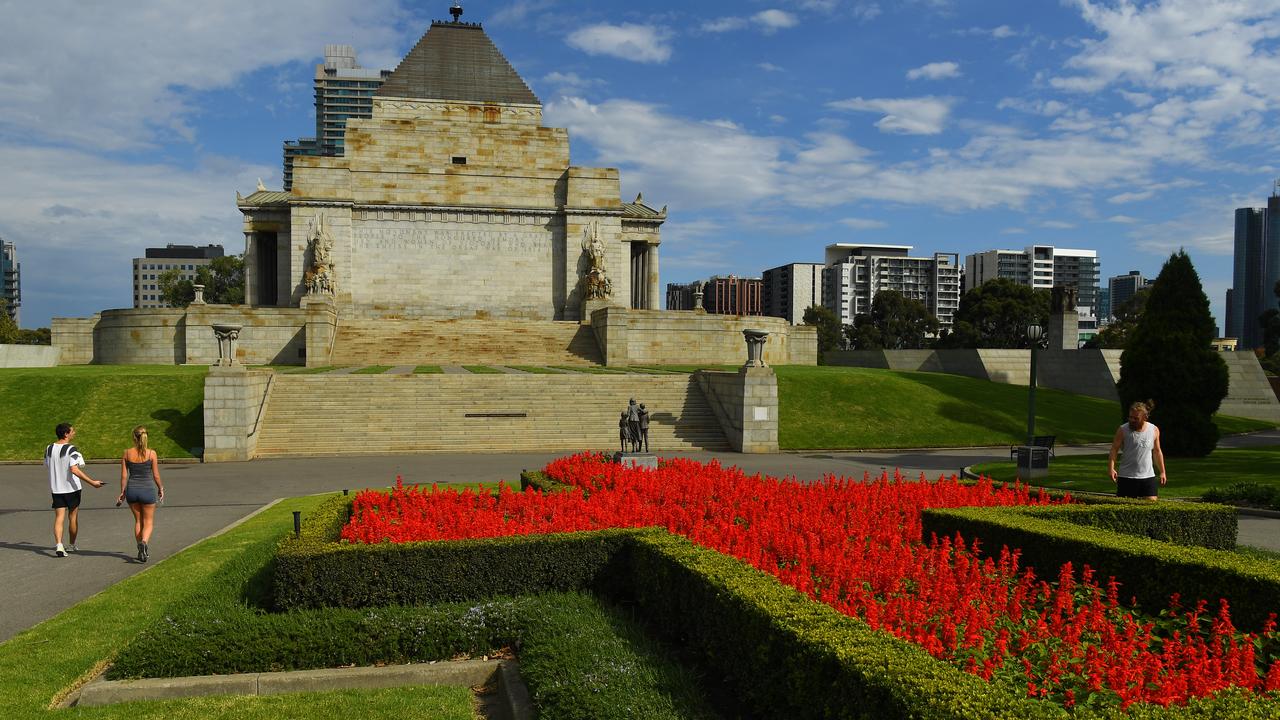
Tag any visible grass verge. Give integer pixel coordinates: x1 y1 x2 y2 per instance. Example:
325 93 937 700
772 365 1273 450
969 445 1280 497
0 366 207 460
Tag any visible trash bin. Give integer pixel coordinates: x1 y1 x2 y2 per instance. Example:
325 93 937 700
1014 445 1050 480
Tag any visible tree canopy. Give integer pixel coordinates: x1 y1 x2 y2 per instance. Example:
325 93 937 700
803 304 843 359
158 255 245 308
846 290 939 350
936 278 1050 349
1117 250 1227 457
0 299 17 344
1090 287 1151 349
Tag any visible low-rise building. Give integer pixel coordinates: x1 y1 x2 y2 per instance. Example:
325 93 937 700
133 244 224 308
762 263 823 324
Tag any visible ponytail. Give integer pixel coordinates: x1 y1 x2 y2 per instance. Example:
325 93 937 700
132 425 149 457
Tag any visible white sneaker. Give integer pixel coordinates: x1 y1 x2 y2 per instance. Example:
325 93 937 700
55 543 66 558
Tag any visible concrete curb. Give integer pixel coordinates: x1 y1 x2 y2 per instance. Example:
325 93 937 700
71 659 533 717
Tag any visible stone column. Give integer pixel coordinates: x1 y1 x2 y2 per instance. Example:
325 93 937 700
646 244 660 310
243 232 256 306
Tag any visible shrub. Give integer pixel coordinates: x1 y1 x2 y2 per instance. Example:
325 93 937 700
921 504 1280 631
1203 482 1280 510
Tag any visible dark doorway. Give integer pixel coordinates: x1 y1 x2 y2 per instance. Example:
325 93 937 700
257 232 278 306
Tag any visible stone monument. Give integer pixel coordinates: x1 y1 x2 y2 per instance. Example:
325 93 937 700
1047 286 1080 351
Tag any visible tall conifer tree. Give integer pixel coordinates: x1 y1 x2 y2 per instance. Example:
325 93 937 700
1117 250 1227 457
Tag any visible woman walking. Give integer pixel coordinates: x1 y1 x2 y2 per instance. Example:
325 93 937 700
118 425 164 561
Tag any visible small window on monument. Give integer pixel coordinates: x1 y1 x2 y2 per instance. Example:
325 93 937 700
451 156 467 165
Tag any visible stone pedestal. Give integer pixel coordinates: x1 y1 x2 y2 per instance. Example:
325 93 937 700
614 452 658 469
203 366 273 462
301 295 337 367
695 366 779 453
1014 446 1051 480
579 298 613 326
211 323 243 367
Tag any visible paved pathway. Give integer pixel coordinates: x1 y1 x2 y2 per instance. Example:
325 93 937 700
2 439 1277 643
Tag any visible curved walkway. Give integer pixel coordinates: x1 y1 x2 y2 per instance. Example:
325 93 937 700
2 438 1277 643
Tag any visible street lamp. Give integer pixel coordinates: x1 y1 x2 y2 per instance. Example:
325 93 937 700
1025 323 1044 445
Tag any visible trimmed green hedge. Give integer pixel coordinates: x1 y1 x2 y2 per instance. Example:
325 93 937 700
922 504 1279 631
519 468 570 493
272 495 630 610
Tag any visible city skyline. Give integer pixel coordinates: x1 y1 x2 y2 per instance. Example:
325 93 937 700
1 1 1277 328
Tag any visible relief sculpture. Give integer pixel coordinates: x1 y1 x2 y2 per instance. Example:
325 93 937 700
304 215 337 295
581 221 612 300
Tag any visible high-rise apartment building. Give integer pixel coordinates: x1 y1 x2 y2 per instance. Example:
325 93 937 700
762 263 823 324
823 245 961 330
133 244 224 309
1 239 19 324
1108 270 1147 319
1097 288 1111 325
964 245 1100 329
282 45 391 190
665 276 763 315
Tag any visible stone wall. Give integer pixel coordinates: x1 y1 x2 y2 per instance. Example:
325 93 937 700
52 307 307 366
203 366 273 462
591 308 818 366
0 344 61 367
51 315 98 365
696 367 779 453
824 348 1280 423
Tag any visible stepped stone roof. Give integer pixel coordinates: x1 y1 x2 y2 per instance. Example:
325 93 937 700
237 189 291 207
376 21 540 105
622 194 667 221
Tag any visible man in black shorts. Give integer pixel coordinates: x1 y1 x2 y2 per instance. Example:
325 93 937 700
44 423 104 557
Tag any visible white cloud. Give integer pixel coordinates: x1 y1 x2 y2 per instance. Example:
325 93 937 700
1001 227 1028 234
541 72 604 92
566 23 672 63
828 96 955 134
0 0 410 150
838 217 888 229
1040 220 1076 229
703 9 799 35
907 61 961 81
758 62 785 73
1107 215 1139 224
0 143 272 323
991 25 1016 39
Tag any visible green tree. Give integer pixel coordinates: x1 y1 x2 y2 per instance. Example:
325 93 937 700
158 255 246 308
846 290 939 350
0 298 17 344
14 327 50 345
935 278 1050 348
1257 281 1280 356
1117 250 1227 457
803 304 843 360
1091 287 1151 349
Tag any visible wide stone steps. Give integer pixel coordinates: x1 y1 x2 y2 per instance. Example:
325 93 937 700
331 318 603 366
254 374 728 456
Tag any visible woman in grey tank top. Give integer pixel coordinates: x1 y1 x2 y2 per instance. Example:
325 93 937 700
1107 400 1167 501
117 425 165 562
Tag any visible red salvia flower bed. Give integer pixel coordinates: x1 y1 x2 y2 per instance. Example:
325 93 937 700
342 453 1280 710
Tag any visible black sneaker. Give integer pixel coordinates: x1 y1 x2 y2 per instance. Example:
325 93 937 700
136 541 144 562
140 542 149 563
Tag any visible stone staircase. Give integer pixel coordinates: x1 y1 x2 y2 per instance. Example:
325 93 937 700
254 373 728 456
330 319 603 366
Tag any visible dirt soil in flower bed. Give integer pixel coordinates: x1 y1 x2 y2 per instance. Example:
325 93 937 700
344 455 1280 713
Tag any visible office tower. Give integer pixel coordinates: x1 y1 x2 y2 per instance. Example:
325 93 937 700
1 240 18 324
282 45 391 190
762 263 824 324
1231 206 1268 348
1108 271 1147 317
1097 288 1111 325
133 244 224 309
1225 289 1234 341
823 245 960 330
964 245 1101 330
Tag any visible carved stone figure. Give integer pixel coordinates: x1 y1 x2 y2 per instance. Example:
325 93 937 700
581 221 612 300
638 403 650 453
1051 286 1078 314
304 215 337 295
626 398 642 452
618 411 632 452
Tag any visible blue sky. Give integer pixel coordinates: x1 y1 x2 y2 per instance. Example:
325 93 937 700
2 0 1279 330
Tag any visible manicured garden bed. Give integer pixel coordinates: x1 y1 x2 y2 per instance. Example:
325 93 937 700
296 456 1280 716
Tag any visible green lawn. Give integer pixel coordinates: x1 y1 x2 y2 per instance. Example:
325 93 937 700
505 365 564 374
970 445 1280 498
772 365 1274 450
0 366 207 460
0 495 474 720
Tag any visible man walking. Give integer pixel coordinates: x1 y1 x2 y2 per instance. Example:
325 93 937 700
45 423 103 557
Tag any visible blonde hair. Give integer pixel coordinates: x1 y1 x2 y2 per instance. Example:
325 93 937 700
1128 400 1155 417
132 425 149 457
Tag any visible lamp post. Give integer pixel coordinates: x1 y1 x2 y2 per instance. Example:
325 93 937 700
1025 323 1044 445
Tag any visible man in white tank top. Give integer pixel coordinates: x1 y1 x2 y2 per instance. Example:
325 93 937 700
1107 401 1167 501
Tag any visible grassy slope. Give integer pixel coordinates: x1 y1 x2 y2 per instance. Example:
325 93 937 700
0 494 474 720
773 365 1273 450
970 445 1280 497
0 366 207 460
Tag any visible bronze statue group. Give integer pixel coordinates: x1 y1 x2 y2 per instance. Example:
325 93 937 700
619 398 650 453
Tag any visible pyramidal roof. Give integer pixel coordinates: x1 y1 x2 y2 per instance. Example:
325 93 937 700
376 19 540 105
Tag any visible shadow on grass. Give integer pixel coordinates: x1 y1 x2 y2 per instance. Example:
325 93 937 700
151 405 204 456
